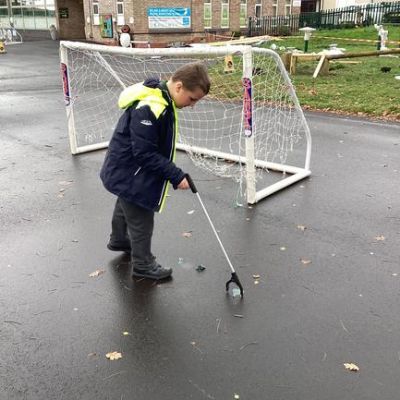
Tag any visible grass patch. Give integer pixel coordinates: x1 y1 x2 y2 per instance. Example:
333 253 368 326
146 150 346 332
262 26 400 120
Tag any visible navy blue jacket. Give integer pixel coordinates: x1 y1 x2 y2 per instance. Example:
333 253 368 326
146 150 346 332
100 78 185 212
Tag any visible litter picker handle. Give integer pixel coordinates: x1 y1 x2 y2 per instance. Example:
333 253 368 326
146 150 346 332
185 174 198 194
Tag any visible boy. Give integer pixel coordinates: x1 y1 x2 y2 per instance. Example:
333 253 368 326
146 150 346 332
100 62 211 280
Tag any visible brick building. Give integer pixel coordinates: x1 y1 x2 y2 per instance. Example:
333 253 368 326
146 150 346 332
0 0 299 43
0 0 298 44
68 0 300 46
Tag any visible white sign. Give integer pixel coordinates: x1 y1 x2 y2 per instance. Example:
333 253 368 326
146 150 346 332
148 7 191 29
293 0 301 7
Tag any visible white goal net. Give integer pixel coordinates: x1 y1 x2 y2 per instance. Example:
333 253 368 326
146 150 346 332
60 41 311 204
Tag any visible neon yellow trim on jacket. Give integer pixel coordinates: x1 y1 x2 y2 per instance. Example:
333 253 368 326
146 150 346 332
158 102 179 212
118 83 168 119
137 99 166 119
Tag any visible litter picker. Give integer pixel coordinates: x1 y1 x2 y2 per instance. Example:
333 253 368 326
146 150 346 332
185 174 244 297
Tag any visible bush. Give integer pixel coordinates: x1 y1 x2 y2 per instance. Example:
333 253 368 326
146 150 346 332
232 31 243 38
383 12 400 24
274 25 291 36
340 21 356 28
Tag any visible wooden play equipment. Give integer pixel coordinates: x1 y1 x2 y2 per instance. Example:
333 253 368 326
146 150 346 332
313 48 400 78
283 48 400 78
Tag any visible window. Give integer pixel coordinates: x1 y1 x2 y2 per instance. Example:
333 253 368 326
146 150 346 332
255 0 261 27
272 0 278 17
92 0 99 25
0 0 8 26
204 0 211 29
285 0 291 16
239 0 247 28
116 1 124 25
221 0 229 28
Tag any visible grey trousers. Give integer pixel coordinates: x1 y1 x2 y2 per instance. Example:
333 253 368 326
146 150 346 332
110 197 157 270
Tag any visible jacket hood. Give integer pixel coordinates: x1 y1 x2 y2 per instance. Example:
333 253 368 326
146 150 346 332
118 81 169 110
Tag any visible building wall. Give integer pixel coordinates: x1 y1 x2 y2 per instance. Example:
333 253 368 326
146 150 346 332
58 0 86 39
320 0 337 9
83 0 301 46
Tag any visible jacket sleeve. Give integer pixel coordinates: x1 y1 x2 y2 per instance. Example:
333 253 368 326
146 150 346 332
128 106 185 187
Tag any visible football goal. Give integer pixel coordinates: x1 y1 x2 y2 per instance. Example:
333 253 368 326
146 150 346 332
59 41 311 204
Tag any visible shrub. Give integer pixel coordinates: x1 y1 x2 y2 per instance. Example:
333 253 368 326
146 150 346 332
383 12 400 24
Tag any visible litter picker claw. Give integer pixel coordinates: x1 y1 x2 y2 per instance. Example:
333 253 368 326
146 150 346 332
185 174 244 297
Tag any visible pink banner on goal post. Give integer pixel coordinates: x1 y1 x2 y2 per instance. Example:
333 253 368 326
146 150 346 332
242 77 252 137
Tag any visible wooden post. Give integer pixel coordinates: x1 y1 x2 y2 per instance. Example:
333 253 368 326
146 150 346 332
320 57 330 75
290 54 297 74
313 55 326 79
280 52 291 72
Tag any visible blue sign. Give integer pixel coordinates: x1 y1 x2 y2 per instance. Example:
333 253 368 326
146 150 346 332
148 8 191 17
148 7 191 29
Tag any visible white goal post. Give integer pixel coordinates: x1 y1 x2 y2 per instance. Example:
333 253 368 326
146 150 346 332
59 41 311 204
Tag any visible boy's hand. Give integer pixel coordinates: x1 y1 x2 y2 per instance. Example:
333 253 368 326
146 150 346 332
177 177 190 190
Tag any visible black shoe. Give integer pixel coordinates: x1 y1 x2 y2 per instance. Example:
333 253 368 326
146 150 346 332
132 265 172 280
107 242 131 254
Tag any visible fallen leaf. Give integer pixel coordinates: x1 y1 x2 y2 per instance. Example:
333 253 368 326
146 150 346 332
89 269 105 277
122 331 130 336
195 264 206 272
106 351 122 361
301 258 312 265
234 393 240 399
252 274 260 279
58 180 74 186
297 225 307 231
254 280 259 285
343 362 359 372
280 246 286 251
182 231 192 238
374 235 385 241
187 210 195 215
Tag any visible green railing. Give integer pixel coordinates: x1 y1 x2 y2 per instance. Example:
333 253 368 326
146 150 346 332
249 1 400 36
249 15 300 36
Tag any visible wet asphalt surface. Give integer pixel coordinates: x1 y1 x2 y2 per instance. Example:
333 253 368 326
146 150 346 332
1 40 400 400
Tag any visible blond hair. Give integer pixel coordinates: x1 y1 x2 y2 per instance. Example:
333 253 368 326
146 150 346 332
171 62 211 95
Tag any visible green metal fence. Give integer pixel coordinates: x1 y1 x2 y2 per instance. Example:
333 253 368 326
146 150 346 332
249 1 400 36
249 15 300 36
